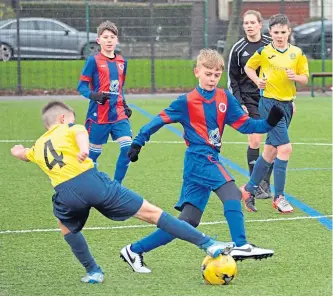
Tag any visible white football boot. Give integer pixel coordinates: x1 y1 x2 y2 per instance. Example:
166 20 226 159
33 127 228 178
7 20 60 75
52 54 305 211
273 195 294 213
120 244 151 273
230 243 274 261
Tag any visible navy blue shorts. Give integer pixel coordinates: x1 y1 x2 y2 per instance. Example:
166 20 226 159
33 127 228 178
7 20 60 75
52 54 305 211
242 93 261 119
85 119 132 145
52 168 143 233
175 149 234 212
259 97 293 147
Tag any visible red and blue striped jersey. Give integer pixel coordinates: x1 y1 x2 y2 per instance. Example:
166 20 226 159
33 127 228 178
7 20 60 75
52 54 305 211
133 86 272 154
77 53 128 124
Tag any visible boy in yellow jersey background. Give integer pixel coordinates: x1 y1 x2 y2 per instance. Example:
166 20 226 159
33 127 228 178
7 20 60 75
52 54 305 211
10 101 234 284
240 13 309 213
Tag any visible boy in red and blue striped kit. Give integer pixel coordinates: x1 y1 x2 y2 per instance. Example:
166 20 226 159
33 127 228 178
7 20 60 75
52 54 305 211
77 21 132 184
120 49 283 273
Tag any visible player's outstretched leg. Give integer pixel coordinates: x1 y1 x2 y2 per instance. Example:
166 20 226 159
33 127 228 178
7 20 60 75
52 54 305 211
120 199 234 272
120 203 202 273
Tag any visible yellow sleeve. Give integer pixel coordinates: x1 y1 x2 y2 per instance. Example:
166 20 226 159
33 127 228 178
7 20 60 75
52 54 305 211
68 124 89 136
246 50 262 70
296 52 309 77
25 146 36 163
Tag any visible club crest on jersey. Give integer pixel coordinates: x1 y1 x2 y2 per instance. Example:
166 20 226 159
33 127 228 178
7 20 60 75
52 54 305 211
218 103 227 113
208 128 221 147
118 63 124 71
109 79 119 95
289 53 296 60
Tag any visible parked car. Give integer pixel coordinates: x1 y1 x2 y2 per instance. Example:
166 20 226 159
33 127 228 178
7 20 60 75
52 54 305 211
0 17 120 61
292 20 332 59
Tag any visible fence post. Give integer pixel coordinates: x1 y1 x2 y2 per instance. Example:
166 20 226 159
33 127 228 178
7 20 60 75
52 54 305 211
280 0 285 14
85 0 90 49
320 0 326 92
13 0 22 95
149 0 156 94
204 0 208 48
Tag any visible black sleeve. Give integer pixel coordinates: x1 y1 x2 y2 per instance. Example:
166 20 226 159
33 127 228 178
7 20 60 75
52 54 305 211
227 46 243 105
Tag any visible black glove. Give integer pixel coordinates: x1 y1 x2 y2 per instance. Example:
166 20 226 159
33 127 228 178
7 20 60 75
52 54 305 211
123 101 132 118
266 105 285 127
128 143 141 162
89 92 110 105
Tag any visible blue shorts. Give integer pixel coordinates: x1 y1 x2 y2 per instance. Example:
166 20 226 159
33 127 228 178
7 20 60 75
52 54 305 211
175 148 234 212
259 97 293 147
85 119 132 145
52 168 143 233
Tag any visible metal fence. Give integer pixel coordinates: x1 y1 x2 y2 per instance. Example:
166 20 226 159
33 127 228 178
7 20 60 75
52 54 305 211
0 0 331 95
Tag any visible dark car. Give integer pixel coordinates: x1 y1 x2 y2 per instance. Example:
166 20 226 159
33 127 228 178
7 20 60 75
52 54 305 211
292 20 332 59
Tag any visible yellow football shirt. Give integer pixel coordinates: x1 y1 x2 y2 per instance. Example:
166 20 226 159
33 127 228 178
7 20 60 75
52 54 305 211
246 43 309 101
26 124 94 187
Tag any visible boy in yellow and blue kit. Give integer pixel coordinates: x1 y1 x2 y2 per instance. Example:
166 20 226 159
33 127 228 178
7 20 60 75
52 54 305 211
241 13 309 213
10 101 235 284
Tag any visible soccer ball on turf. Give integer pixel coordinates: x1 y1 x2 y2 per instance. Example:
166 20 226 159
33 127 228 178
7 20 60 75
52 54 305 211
201 254 237 285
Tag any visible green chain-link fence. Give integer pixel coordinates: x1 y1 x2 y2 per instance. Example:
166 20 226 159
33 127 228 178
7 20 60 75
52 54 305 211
0 0 331 95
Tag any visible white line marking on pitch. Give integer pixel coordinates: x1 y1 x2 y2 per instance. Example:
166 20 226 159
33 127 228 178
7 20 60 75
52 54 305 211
0 215 331 235
0 140 332 146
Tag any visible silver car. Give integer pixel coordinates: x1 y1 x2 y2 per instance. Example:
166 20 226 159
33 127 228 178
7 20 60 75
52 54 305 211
0 17 100 61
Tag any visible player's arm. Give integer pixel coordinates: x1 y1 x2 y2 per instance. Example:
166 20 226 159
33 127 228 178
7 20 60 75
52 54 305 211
77 56 95 99
11 145 31 162
244 48 266 89
128 98 185 162
225 90 284 134
69 124 90 162
227 46 243 104
121 60 132 118
286 51 309 85
77 57 109 105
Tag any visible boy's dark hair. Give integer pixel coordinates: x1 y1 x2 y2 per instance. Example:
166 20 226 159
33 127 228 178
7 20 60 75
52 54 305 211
97 21 118 37
269 13 290 29
42 101 74 129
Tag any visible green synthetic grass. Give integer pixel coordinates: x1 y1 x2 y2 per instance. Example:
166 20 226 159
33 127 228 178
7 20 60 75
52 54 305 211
0 59 331 91
0 96 332 295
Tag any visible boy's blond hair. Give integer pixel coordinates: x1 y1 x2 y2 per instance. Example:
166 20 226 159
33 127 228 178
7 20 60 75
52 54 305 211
97 21 118 37
42 101 74 129
196 49 224 71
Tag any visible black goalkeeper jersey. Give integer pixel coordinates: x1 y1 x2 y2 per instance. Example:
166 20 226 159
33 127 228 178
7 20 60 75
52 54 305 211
227 35 271 105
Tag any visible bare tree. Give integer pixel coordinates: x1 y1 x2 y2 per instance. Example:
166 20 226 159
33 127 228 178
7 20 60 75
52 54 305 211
223 0 243 64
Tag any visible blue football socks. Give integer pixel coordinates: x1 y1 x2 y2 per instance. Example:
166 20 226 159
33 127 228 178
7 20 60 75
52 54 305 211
245 155 272 194
89 146 102 166
131 228 174 254
64 232 98 273
156 211 209 246
114 140 132 184
274 158 288 198
224 200 247 247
